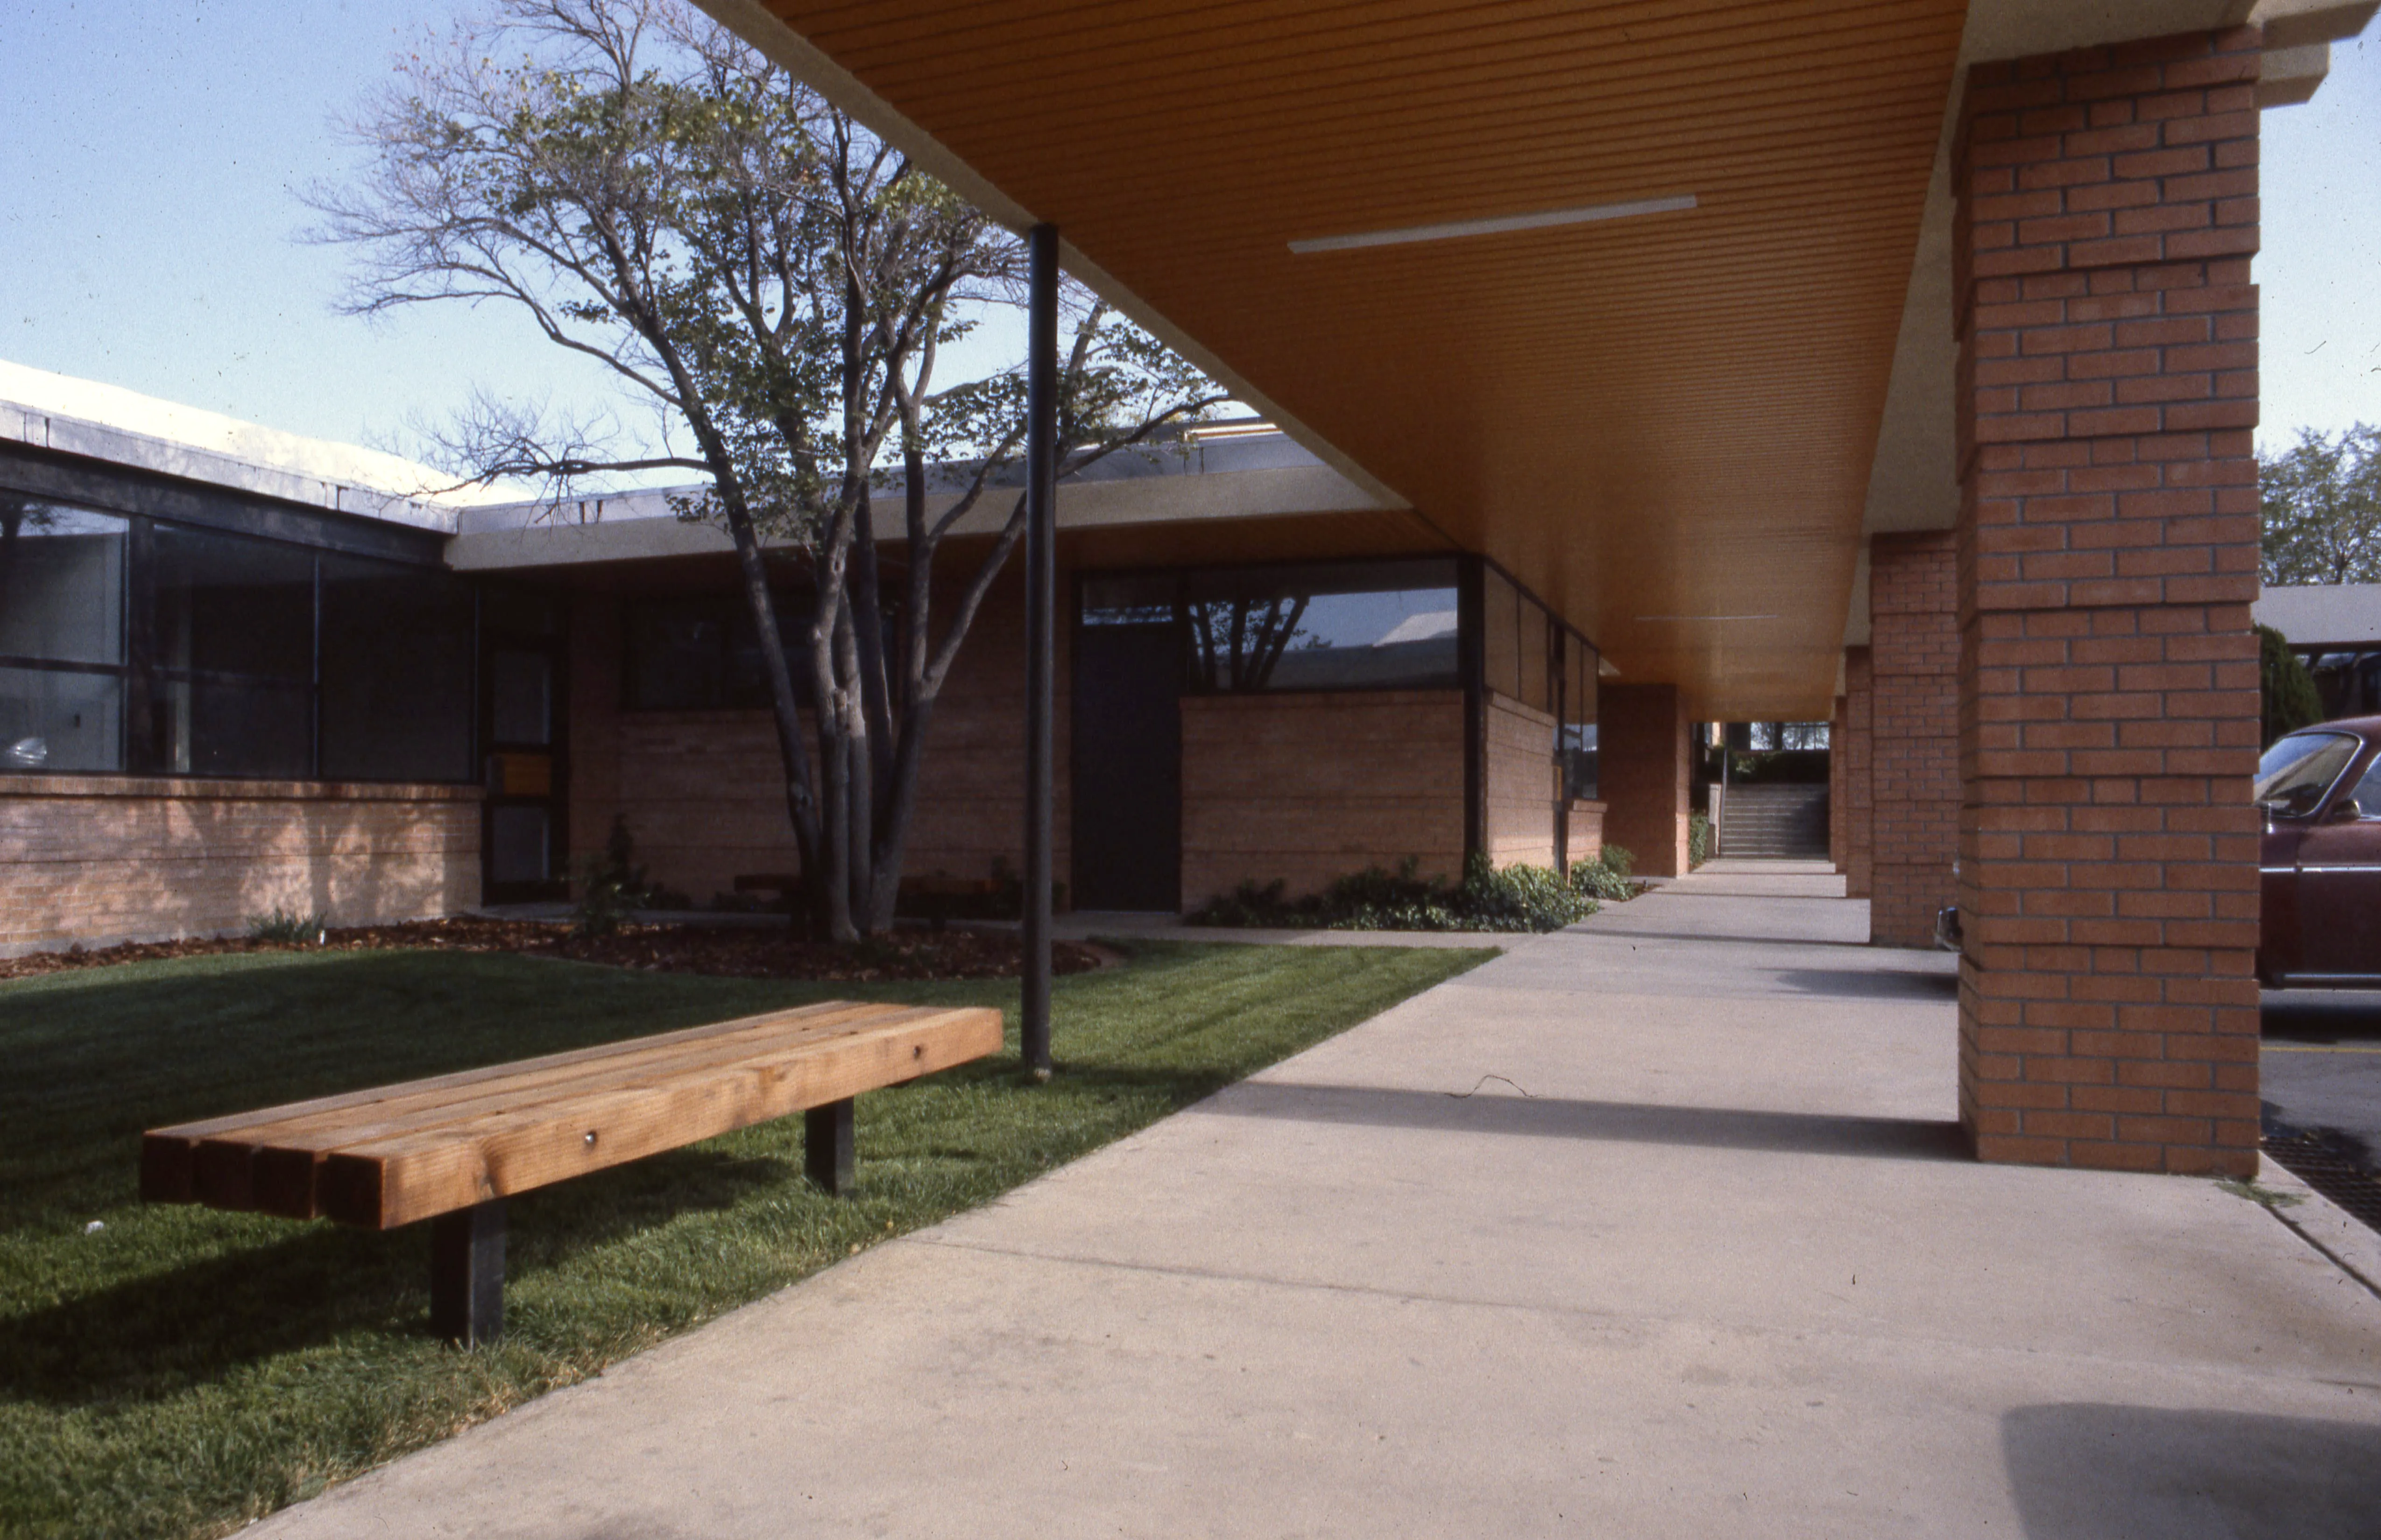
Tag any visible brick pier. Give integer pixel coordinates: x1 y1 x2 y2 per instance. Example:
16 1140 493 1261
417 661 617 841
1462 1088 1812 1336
1952 28 2264 1175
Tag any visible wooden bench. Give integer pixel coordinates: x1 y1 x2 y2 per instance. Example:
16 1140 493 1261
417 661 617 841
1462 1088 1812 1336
140 1000 1003 1347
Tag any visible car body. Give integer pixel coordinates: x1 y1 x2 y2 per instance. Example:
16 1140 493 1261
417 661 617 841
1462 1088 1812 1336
2258 715 2381 988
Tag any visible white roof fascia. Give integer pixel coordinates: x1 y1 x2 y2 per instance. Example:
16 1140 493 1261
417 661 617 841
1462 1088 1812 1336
0 359 522 536
2254 583 2381 648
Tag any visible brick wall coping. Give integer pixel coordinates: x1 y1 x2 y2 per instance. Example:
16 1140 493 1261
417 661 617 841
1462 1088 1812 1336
0 774 484 803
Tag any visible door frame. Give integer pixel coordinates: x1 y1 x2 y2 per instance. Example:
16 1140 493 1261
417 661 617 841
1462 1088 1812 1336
1068 573 1184 912
478 590 571 905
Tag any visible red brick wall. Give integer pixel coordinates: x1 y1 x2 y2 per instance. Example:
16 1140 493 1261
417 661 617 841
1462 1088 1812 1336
1601 683 1690 877
0 776 480 954
571 566 1071 905
1483 691 1558 868
1870 532 1961 945
1954 28 2263 1176
1179 689 1466 909
1844 646 1875 896
1567 800 1607 869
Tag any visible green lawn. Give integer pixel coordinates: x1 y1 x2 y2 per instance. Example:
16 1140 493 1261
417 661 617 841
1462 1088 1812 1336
0 940 1488 1540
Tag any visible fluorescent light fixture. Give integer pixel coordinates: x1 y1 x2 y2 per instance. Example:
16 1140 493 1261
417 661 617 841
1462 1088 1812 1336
1183 419 1279 442
1290 193 1696 254
1632 613 1780 622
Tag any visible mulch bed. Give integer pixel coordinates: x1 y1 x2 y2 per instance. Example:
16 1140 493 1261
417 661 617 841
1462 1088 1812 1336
0 916 1106 985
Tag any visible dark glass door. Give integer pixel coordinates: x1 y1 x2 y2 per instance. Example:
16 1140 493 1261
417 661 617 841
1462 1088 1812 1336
480 590 569 903
1071 621 1181 912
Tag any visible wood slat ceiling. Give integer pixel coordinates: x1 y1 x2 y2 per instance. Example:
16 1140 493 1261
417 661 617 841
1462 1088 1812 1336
758 0 1968 717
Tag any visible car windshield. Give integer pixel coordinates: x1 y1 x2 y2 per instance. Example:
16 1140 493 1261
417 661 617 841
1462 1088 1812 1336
2254 731 2360 810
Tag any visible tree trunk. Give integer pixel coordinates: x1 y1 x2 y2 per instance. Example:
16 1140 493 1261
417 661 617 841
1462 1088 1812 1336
719 500 826 926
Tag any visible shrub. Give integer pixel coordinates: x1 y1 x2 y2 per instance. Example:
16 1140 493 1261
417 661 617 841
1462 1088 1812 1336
575 816 652 937
1570 844 1636 903
1688 811 1713 868
1187 853 1597 934
2258 622 2324 746
246 908 328 945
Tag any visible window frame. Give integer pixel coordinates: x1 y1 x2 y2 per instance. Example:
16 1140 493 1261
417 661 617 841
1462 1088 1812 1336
0 446 473 784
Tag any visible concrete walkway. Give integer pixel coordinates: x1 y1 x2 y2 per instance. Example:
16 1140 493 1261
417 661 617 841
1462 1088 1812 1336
260 862 2381 1538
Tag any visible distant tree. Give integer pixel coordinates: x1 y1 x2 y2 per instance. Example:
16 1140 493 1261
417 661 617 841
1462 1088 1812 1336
2258 623 2324 746
2260 424 2381 584
309 0 1222 939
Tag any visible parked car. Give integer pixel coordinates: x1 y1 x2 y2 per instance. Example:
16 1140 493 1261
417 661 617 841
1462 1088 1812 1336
2258 716 2381 987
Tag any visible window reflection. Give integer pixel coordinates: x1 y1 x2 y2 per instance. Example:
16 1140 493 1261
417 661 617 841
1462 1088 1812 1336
1179 562 1461 692
0 666 122 772
0 499 128 773
1 491 476 782
0 500 126 666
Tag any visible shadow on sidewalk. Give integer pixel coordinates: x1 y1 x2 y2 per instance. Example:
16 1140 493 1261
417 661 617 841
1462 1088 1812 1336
1771 967 1959 1001
1195 1081 1966 1162
1561 928 1877 949
2003 1403 2381 1539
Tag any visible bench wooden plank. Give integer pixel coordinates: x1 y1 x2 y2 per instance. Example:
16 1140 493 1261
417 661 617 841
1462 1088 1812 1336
140 1001 867 1207
317 1006 1002 1228
232 1006 945 1219
178 1004 898 1217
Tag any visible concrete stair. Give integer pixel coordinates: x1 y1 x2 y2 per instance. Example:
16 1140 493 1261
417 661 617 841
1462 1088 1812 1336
1719 783 1830 859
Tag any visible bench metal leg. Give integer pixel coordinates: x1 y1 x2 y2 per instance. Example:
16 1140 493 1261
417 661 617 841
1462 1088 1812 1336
431 1199 505 1347
806 1098 855 1195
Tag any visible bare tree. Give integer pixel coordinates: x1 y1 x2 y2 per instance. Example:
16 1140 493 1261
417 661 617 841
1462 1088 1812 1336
309 0 1223 938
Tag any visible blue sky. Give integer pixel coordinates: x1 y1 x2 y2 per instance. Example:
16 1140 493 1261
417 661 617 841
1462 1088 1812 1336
1 5 2375 468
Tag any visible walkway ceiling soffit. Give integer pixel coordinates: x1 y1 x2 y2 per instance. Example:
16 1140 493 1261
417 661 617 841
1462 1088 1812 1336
703 0 2291 718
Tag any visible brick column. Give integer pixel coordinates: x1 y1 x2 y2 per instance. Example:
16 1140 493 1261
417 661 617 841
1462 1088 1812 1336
1843 646 1874 897
1954 29 2262 1175
1870 533 1961 946
1601 684 1690 877
1829 691 1850 872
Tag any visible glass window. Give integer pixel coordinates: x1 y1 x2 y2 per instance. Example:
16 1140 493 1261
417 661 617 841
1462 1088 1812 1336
319 556 474 781
0 502 126 666
1519 593 1549 714
2347 756 2381 819
624 594 810 711
1182 561 1460 692
150 523 314 680
146 523 317 778
491 650 553 746
1563 632 1597 802
1481 568 1520 699
2255 731 2360 815
0 666 123 773
151 675 313 779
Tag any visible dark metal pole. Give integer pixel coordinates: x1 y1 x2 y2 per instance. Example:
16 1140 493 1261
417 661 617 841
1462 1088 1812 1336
1021 223 1058 1077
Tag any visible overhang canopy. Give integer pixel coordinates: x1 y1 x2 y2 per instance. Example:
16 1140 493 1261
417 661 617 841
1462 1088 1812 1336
700 0 2330 717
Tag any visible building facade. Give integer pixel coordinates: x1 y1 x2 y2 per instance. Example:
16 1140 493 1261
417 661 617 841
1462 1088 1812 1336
2 365 1626 952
